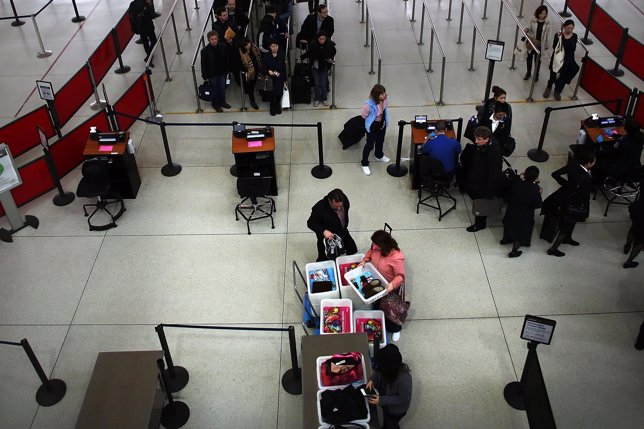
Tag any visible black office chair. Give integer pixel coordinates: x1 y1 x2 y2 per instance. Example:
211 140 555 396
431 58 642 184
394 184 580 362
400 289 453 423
234 176 276 235
595 170 642 216
76 159 125 231
416 156 456 221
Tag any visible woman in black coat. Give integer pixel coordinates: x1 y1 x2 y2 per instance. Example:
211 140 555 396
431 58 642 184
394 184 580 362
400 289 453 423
501 166 543 257
262 40 287 116
547 151 595 257
624 196 644 268
543 19 579 101
300 31 336 107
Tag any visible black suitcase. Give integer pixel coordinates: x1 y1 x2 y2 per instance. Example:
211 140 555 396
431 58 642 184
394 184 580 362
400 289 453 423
540 213 559 243
291 75 312 104
338 116 366 149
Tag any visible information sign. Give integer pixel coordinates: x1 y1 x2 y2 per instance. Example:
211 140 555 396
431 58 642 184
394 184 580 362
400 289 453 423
521 315 557 345
0 143 22 193
485 40 505 62
36 80 55 101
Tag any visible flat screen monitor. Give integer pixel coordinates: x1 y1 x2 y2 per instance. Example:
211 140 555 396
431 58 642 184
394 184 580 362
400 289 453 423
521 315 556 345
415 115 427 125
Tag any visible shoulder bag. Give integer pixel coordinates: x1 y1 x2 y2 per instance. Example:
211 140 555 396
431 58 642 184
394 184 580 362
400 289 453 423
565 185 586 222
379 282 410 326
256 73 273 92
552 34 565 73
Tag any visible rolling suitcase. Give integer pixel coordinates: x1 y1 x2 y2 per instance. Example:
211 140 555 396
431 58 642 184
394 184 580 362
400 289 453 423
338 116 366 149
291 74 311 104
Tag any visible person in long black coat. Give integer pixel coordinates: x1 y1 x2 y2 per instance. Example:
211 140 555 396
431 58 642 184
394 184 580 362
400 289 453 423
501 166 543 257
462 126 503 232
262 40 286 116
623 196 644 268
547 151 595 257
307 189 358 262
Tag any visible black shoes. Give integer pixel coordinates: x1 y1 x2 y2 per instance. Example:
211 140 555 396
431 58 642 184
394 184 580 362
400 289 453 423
135 38 143 44
250 101 259 110
222 102 231 109
500 238 512 245
547 249 565 257
467 224 485 232
523 73 531 80
509 250 522 258
153 12 162 19
214 106 223 113
563 238 580 246
623 261 639 269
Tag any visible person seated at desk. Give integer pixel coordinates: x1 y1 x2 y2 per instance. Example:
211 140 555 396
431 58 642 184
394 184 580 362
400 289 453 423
592 119 643 185
421 120 461 176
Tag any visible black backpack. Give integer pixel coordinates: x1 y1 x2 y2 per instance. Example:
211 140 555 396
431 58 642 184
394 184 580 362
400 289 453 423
128 1 145 35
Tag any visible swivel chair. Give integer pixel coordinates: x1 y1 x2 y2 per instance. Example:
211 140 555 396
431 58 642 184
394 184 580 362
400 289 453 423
416 155 456 221
595 167 642 216
76 159 126 231
234 176 276 235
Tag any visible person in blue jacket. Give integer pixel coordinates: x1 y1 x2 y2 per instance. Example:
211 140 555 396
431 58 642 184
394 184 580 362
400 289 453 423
360 84 390 176
421 120 461 175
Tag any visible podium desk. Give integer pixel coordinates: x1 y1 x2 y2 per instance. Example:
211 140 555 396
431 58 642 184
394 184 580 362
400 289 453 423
302 333 372 429
75 350 164 429
409 121 457 189
580 118 626 144
232 128 278 195
83 131 141 199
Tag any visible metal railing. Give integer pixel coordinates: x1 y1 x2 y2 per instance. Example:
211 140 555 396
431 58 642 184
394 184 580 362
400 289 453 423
363 3 382 84
418 1 446 105
144 0 190 81
1 0 54 58
456 1 486 72
540 0 589 100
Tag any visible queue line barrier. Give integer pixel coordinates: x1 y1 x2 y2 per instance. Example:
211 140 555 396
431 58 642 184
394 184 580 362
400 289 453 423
0 74 151 217
579 57 630 116
0 106 56 157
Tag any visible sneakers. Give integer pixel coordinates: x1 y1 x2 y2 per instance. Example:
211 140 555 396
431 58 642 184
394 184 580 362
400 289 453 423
313 101 319 107
392 331 401 342
322 101 329 106
361 165 371 176
543 87 551 98
375 155 390 163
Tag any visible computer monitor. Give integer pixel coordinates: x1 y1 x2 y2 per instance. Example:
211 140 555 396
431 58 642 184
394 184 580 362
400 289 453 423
415 115 427 125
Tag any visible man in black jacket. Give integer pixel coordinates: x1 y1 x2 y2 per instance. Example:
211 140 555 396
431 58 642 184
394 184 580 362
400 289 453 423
297 4 335 48
200 31 230 112
307 189 358 261
129 0 158 64
258 5 288 52
462 126 503 232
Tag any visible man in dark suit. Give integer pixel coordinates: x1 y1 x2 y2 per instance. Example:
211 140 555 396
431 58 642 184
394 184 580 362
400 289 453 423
547 151 595 257
307 189 358 261
296 3 335 48
462 126 503 232
200 31 230 112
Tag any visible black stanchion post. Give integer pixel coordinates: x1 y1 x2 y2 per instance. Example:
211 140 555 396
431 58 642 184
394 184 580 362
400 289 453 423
105 102 120 132
580 0 596 45
387 120 409 177
9 0 25 26
156 359 190 429
527 107 552 162
159 122 183 177
42 147 75 206
20 339 67 406
311 122 332 179
503 341 537 410
71 0 86 23
455 117 464 141
46 99 63 139
154 324 189 393
111 29 131 74
559 0 572 17
281 326 303 395
483 59 495 103
609 27 628 78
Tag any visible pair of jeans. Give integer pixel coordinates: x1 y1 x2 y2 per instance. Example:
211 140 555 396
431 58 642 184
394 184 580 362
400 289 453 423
209 74 226 108
311 66 328 102
362 125 386 166
141 31 158 59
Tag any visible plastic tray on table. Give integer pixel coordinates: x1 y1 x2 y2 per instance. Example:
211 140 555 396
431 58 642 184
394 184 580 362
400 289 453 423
316 353 368 389
320 298 353 335
335 254 370 310
343 263 389 306
306 260 341 314
316 385 370 427
353 310 387 355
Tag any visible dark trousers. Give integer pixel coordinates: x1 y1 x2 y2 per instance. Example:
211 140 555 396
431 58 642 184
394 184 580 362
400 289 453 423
243 76 257 102
315 229 357 262
526 51 541 76
362 126 386 166
141 31 158 59
547 69 566 94
382 410 407 429
209 74 227 108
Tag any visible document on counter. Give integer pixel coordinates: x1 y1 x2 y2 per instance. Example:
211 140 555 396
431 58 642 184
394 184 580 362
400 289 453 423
247 140 263 148
99 145 114 152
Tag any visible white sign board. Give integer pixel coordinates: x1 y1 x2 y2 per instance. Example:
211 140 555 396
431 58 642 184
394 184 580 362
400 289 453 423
521 315 556 345
0 143 22 193
37 126 49 150
485 40 505 62
36 80 55 101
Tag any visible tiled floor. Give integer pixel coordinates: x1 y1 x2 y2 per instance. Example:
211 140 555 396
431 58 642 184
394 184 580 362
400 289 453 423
1 0 643 428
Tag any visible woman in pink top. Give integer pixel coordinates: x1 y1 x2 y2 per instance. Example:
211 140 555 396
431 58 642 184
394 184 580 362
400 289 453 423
360 84 390 176
361 230 406 341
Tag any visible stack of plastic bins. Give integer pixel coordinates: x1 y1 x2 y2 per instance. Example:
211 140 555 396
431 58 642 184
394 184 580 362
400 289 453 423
317 386 370 427
335 253 367 310
319 424 368 429
343 263 389 310
306 260 341 315
320 298 353 335
353 309 387 356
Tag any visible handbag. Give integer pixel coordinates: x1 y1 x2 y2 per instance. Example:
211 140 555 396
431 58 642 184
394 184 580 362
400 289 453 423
320 353 364 387
463 114 478 142
552 35 565 73
472 198 503 217
513 40 528 60
281 84 291 109
565 185 586 222
256 73 273 92
198 81 213 101
379 283 410 326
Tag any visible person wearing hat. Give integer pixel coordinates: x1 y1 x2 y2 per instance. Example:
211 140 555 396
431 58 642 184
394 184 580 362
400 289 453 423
365 344 412 429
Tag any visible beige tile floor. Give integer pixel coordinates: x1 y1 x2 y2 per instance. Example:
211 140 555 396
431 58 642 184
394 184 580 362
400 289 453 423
1 0 643 428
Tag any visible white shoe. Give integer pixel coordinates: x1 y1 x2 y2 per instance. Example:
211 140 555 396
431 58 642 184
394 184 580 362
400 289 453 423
392 331 401 342
361 165 372 176
313 101 319 107
375 155 390 163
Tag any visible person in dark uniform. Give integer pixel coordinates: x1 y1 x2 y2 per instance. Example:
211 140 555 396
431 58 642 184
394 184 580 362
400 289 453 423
547 151 595 257
623 195 644 268
501 166 543 257
307 189 358 262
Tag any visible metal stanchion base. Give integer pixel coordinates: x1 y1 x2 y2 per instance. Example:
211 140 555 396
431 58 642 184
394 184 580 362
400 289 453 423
387 163 408 177
36 50 53 58
36 379 67 406
53 192 76 207
559 11 572 17
164 366 189 393
311 165 332 179
0 228 13 243
161 163 182 177
0 215 40 243
230 165 238 177
609 69 625 77
114 65 131 74
581 38 593 45
12 20 25 27
71 16 86 23
160 401 190 429
503 381 526 410
90 100 107 110
281 368 302 395
528 148 549 162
